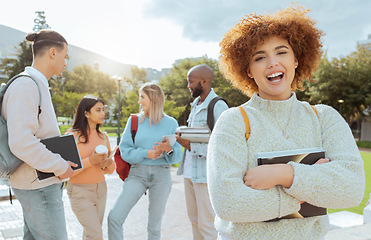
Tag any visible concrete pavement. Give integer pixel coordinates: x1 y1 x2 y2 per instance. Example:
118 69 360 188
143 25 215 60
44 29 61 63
1 142 371 239
0 167 192 240
0 136 192 240
3 170 371 240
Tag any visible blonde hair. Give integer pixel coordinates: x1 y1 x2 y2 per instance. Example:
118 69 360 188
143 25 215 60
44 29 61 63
139 83 165 125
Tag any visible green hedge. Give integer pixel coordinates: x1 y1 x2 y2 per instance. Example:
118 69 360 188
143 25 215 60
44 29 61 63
357 141 371 149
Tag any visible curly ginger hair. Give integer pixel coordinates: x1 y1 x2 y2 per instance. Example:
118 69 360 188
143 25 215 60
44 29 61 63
219 4 324 96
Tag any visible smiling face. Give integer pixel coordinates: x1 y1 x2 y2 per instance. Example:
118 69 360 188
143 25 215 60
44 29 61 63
138 90 151 113
187 71 204 98
85 101 105 126
247 36 298 100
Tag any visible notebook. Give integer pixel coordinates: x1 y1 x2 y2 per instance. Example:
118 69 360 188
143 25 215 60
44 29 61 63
257 147 327 220
36 134 83 182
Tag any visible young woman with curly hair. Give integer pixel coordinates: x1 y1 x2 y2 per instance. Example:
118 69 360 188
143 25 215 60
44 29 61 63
207 4 365 240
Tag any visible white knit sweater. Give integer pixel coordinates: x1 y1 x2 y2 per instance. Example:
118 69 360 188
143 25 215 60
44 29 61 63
207 93 365 240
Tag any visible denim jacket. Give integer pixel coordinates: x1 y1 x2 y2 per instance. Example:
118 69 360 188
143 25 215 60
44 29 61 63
177 89 229 183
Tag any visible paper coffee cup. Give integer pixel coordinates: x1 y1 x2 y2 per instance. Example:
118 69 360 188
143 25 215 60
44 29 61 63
95 145 108 154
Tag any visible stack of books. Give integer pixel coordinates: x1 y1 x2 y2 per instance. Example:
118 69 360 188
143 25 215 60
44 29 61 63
177 126 210 143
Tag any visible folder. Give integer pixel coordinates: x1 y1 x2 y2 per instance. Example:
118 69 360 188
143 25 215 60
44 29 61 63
257 147 327 220
36 134 83 182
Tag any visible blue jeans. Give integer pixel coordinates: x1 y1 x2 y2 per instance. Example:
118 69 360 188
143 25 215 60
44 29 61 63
108 164 172 240
12 184 67 240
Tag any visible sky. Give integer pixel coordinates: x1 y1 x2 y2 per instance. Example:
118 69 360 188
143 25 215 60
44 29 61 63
1 0 371 70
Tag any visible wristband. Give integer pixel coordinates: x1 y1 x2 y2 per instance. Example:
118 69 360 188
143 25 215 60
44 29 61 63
166 149 174 156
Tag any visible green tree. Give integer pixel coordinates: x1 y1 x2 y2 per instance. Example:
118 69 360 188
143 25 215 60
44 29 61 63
159 56 249 125
52 91 86 118
63 64 116 99
113 66 150 127
306 47 371 125
0 41 33 82
51 65 117 118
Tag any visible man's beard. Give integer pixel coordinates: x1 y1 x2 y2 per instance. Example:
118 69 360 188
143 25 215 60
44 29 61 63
192 82 203 98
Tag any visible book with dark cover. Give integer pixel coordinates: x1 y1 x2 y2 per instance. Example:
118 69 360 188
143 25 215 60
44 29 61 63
257 147 327 219
36 134 83 181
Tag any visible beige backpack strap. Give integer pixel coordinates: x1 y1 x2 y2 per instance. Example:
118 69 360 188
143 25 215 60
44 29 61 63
103 132 108 147
72 129 79 144
311 105 318 117
238 106 251 141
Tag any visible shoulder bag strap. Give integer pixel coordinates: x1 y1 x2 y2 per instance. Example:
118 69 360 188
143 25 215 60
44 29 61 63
238 106 251 141
207 96 229 132
238 105 317 142
72 129 80 144
0 74 42 118
130 114 139 143
103 132 108 146
311 105 318 117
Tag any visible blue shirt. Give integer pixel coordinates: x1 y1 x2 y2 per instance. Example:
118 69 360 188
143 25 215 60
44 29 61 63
119 114 182 165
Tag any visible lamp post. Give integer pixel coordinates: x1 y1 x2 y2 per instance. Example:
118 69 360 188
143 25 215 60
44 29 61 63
117 79 121 146
338 99 344 115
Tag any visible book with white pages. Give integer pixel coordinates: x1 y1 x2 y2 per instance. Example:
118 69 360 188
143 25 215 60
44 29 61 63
256 147 325 165
180 133 210 143
256 147 327 220
176 126 210 134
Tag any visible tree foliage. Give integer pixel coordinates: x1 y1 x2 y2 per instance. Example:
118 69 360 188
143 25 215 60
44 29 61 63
0 41 33 83
112 66 150 127
303 47 371 123
63 64 116 99
159 56 249 125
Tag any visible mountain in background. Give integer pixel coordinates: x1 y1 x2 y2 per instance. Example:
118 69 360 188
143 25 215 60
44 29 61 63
0 24 169 81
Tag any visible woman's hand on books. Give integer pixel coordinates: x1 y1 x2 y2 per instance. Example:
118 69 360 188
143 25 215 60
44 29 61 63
244 164 294 190
175 133 190 151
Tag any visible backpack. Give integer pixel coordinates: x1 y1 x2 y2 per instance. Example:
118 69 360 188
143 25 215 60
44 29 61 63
238 105 318 141
207 96 229 132
0 74 42 178
114 114 138 181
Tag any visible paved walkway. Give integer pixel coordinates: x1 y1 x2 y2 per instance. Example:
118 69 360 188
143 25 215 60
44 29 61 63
0 168 192 240
0 144 371 239
0 136 192 240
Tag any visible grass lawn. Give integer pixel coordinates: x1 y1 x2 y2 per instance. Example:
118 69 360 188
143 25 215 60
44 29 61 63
59 125 119 137
327 151 371 215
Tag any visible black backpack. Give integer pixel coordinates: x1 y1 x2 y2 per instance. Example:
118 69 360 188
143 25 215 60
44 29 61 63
207 96 229 132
